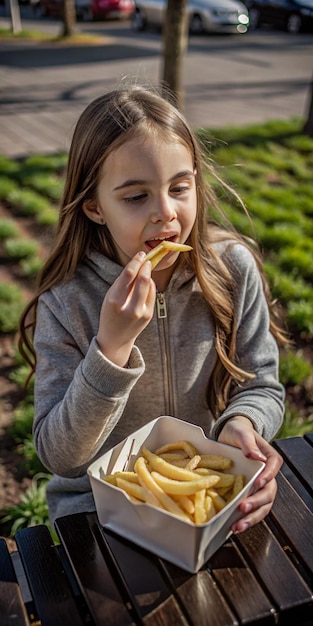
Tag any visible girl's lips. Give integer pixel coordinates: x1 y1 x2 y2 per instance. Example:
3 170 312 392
145 235 177 251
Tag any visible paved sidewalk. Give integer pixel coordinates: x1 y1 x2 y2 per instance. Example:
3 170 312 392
1 14 313 158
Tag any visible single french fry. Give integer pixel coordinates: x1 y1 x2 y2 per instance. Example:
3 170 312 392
197 454 233 471
194 489 207 524
159 452 188 462
113 471 139 483
194 468 235 489
164 459 190 468
205 495 216 521
134 457 191 522
185 455 202 471
142 448 203 482
155 440 198 459
102 474 118 486
151 470 220 495
207 489 227 512
229 474 245 501
129 495 144 504
115 477 160 506
146 241 192 270
172 494 195 515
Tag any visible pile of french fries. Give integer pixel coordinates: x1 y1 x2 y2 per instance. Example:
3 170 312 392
102 440 245 525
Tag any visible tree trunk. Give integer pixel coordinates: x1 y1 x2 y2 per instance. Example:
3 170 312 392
62 0 77 37
303 78 313 137
161 0 188 111
7 0 22 34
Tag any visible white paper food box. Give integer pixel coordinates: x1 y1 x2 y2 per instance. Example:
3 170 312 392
88 416 264 573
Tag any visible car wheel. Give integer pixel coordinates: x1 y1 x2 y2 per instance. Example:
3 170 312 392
249 7 260 30
189 13 204 35
287 13 302 33
132 9 146 31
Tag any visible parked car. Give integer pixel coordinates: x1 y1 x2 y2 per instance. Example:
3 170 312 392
245 0 313 32
37 0 134 20
87 0 134 20
131 0 250 34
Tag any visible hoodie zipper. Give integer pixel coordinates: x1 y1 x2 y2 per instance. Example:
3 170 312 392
156 292 167 319
156 292 175 414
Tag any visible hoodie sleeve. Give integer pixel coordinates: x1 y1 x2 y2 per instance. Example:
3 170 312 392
33 294 145 478
211 243 285 442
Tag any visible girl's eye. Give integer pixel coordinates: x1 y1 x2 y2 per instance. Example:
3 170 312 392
123 192 147 203
171 184 190 194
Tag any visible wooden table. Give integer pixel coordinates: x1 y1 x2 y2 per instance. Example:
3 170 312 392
1 434 313 626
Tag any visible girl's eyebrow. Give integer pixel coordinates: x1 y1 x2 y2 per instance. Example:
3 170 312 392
113 170 195 191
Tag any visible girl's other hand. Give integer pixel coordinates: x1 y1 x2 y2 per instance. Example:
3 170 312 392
96 252 156 367
217 416 283 533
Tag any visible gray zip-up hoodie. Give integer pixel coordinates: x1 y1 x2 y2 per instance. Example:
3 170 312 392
33 241 285 524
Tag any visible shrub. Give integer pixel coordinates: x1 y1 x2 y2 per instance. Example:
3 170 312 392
0 218 19 240
20 255 44 277
277 401 313 439
37 206 59 226
9 364 34 394
277 246 313 280
0 176 18 200
279 350 312 386
21 152 67 174
24 173 64 201
261 223 305 250
4 237 40 260
18 436 48 476
287 300 313 337
0 155 20 176
0 281 25 333
7 188 52 215
10 401 34 442
264 263 313 303
0 473 52 536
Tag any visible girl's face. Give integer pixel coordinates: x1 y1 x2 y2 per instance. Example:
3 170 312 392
84 132 197 290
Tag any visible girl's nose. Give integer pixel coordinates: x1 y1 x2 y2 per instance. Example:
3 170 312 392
151 195 177 223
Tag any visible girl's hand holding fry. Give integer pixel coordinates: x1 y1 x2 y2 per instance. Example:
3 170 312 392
96 252 155 367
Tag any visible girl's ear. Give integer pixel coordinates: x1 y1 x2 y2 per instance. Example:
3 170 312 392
82 200 105 225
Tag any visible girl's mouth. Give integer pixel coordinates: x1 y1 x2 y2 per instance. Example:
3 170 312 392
145 235 176 252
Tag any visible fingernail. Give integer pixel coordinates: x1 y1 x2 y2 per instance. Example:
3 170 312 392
233 522 249 534
240 522 249 532
138 251 146 259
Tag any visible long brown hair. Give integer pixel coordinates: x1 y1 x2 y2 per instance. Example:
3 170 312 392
18 84 288 416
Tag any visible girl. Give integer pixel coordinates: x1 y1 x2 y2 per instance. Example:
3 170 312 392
19 84 286 534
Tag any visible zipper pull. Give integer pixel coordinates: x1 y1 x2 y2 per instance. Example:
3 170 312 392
156 293 167 319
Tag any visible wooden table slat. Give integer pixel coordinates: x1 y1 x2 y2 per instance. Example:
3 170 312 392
0 538 17 582
234 520 313 622
55 512 135 626
0 581 30 626
276 462 313 513
270 471 313 575
273 437 313 496
207 541 276 625
161 561 240 626
304 432 313 446
15 524 85 626
100 524 190 625
0 540 30 626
